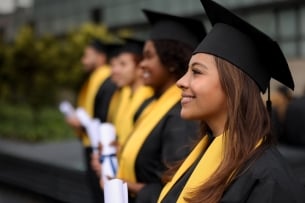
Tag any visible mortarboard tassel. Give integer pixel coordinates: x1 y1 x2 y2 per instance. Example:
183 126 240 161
266 83 272 118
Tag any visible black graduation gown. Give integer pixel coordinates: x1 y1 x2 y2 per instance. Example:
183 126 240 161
162 146 305 203
133 102 200 203
93 76 117 122
220 146 305 202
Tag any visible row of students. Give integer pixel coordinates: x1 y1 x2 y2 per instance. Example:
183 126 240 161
114 9 205 202
65 39 117 203
66 0 305 202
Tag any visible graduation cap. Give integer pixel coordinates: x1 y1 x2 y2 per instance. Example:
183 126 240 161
119 37 144 56
194 0 294 93
106 43 124 59
88 38 107 54
142 9 206 48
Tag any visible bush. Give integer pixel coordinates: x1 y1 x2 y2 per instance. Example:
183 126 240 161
0 101 75 142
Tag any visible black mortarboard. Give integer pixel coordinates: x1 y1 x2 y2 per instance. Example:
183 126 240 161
88 38 107 54
119 37 144 55
142 9 206 48
194 0 294 93
106 43 124 59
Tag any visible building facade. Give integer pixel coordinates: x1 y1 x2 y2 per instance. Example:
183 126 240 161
1 0 305 94
32 0 104 36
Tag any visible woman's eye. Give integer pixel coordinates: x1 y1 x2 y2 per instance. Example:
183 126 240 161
191 68 201 74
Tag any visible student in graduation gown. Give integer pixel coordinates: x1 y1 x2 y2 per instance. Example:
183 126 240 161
66 38 117 203
157 1 305 202
110 37 154 147
116 10 206 203
90 38 153 178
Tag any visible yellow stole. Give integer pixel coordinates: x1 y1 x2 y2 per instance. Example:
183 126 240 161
158 134 225 203
77 65 111 146
107 88 121 123
117 85 181 182
114 86 154 146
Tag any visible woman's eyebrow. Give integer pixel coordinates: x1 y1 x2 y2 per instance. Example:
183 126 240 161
189 62 208 69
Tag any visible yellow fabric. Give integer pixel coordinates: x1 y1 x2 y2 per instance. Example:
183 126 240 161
158 134 225 203
107 88 122 123
77 65 111 146
113 86 131 139
117 85 181 182
114 86 154 146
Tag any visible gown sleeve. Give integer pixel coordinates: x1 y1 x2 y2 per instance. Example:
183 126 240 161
93 77 117 122
246 179 303 203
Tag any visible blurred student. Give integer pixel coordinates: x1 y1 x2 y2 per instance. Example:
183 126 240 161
116 10 206 203
91 38 153 178
111 37 154 147
66 38 117 203
157 0 305 202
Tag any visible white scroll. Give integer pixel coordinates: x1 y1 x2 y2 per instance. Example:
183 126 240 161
104 179 128 203
99 123 118 183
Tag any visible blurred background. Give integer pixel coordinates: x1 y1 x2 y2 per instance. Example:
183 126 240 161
0 0 305 142
0 0 304 202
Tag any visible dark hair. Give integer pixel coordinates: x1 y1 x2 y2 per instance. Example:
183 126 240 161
152 39 193 79
131 53 143 65
184 56 273 203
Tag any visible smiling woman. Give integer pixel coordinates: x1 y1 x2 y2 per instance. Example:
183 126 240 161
178 54 227 127
116 9 206 203
157 0 305 202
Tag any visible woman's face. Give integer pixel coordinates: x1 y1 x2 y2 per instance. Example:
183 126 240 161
140 40 171 90
177 53 227 122
111 53 138 87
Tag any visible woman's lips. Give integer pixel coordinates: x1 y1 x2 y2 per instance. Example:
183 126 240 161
181 94 195 105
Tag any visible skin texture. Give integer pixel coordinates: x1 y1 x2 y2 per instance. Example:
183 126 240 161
110 56 121 85
111 52 143 90
81 46 107 72
177 53 227 137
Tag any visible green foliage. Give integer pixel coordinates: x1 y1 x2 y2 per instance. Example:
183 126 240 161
0 102 75 142
0 22 132 142
0 22 125 106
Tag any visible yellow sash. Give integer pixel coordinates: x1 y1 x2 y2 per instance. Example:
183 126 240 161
77 65 111 146
158 134 224 203
117 85 181 182
114 86 154 146
113 86 131 139
107 88 121 123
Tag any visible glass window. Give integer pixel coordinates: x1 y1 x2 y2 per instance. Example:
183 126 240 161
278 9 296 39
246 10 276 38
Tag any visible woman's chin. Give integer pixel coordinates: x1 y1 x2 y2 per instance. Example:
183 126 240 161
180 111 194 120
